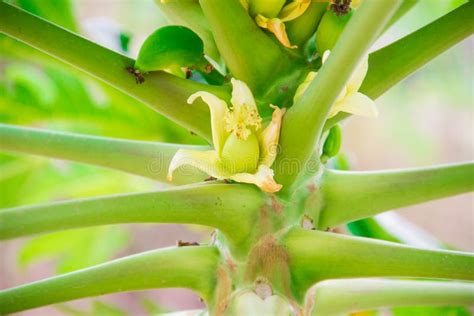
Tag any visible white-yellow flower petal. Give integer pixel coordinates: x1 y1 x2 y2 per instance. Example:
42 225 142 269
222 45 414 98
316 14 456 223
259 105 285 167
255 15 296 49
294 70 346 103
188 92 229 154
346 55 368 95
167 149 229 181
279 0 311 22
231 78 257 110
322 49 331 63
329 92 378 118
230 165 282 193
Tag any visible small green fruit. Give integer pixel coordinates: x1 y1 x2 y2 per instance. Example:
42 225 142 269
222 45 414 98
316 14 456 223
321 124 342 163
248 0 286 18
315 9 353 55
221 133 260 174
135 25 204 73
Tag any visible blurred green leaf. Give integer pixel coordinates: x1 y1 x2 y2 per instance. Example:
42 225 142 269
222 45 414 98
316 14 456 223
19 226 130 274
140 298 169 315
4 63 57 107
57 300 127 316
14 0 78 32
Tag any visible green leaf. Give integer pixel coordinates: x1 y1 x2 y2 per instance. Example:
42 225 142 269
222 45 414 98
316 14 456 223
140 298 169 315
15 0 78 32
4 63 57 107
135 26 204 73
19 226 130 274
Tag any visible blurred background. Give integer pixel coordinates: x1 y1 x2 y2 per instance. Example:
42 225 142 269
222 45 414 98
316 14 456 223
0 0 472 315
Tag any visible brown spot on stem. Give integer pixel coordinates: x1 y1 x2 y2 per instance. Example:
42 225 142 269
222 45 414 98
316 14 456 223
176 240 199 247
126 66 145 84
245 235 291 297
271 196 284 214
214 265 233 316
307 183 317 193
204 63 214 74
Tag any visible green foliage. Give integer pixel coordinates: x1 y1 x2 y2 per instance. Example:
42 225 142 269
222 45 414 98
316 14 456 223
0 0 473 315
19 227 129 274
135 26 205 74
14 0 78 31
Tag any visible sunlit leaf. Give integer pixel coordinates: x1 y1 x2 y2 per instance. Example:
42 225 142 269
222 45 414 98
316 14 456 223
135 25 205 73
19 226 130 274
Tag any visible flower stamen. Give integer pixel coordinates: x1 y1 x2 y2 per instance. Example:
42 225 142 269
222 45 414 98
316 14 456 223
225 104 262 140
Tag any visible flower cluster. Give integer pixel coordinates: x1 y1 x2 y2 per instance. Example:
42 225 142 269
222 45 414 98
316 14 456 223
168 79 285 193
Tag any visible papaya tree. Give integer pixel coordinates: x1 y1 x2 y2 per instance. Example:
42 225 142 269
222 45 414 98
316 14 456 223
0 0 473 315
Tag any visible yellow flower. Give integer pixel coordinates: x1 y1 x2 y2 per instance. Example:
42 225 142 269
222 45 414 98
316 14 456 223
255 0 312 48
168 79 285 193
294 50 378 118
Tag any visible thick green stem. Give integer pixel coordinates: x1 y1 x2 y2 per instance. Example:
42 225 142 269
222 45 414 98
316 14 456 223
0 246 220 314
0 2 231 141
199 0 286 92
325 1 474 130
274 0 402 191
0 183 263 246
318 162 474 228
282 227 474 301
0 123 207 184
310 279 474 316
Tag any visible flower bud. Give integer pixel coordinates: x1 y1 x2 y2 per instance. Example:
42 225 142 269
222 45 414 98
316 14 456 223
321 125 342 163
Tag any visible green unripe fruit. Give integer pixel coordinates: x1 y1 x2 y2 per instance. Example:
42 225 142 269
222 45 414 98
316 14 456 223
286 2 326 47
248 0 286 18
315 10 353 55
321 125 342 163
221 133 260 174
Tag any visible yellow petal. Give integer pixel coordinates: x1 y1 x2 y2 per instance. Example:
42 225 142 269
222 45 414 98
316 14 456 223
255 15 297 49
279 0 311 22
321 50 362 102
230 165 282 193
259 105 285 167
231 78 257 110
188 92 229 154
346 55 368 94
329 92 378 118
167 149 229 181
